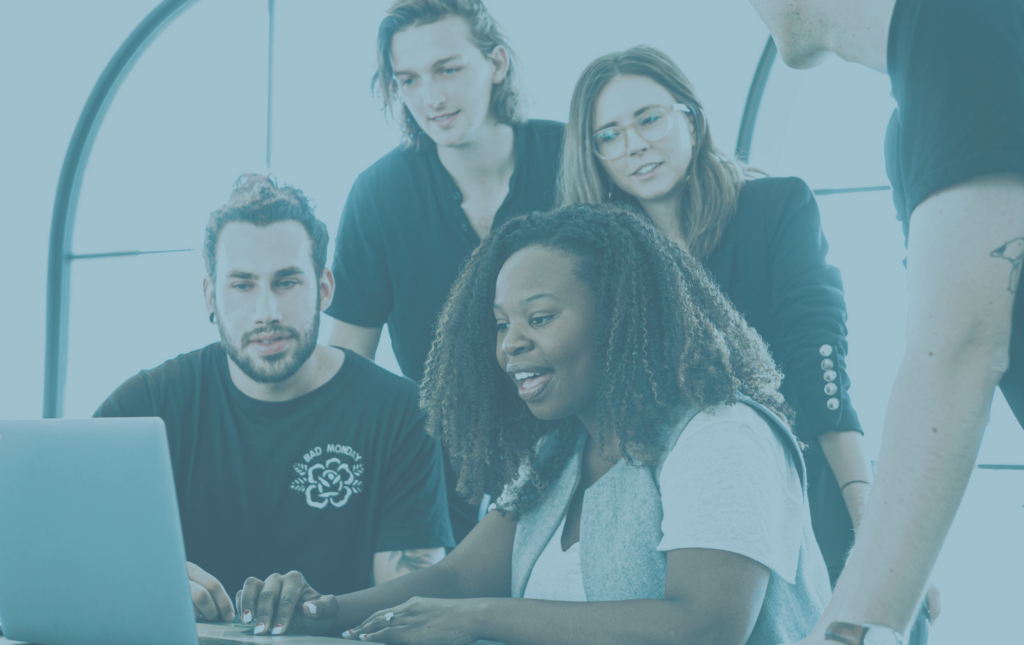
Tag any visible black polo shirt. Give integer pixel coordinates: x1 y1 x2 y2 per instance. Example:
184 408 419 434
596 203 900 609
327 120 565 383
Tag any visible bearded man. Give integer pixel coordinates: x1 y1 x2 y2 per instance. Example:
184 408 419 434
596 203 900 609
95 175 453 634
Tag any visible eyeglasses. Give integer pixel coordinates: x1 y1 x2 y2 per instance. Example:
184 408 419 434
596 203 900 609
591 103 691 161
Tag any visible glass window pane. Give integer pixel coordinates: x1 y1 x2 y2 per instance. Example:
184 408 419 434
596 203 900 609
65 251 215 418
73 0 270 257
748 54 895 189
65 0 772 401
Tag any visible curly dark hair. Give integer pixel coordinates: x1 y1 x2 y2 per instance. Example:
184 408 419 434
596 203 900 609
420 202 790 515
203 174 328 281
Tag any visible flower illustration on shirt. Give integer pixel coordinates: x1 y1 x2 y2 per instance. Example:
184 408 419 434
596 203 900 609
291 450 365 509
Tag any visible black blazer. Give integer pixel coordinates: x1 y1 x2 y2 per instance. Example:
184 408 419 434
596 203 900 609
704 176 862 584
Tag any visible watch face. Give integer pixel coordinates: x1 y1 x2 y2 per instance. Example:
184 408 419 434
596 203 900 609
864 626 902 645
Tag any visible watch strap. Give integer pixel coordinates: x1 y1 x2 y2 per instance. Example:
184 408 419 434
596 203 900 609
826 622 904 645
825 622 867 645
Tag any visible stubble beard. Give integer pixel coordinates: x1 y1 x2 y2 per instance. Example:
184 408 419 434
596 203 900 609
217 303 320 384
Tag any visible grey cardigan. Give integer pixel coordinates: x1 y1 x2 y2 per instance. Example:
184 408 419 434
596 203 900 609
508 395 831 645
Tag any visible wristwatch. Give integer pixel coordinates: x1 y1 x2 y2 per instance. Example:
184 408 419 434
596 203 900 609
825 622 904 645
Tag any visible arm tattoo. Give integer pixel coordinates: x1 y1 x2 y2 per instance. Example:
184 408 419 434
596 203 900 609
387 548 443 575
990 237 1024 293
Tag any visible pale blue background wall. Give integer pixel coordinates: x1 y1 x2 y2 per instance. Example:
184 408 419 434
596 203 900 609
0 2 1020 642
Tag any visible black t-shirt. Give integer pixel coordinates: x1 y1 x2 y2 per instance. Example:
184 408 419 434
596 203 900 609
885 0 1024 237
326 120 565 383
94 345 454 597
885 0 1024 427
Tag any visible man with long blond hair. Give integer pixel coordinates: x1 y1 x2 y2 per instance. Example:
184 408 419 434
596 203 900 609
325 0 564 541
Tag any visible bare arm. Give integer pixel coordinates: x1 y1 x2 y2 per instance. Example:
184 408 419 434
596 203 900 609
328 319 382 360
350 546 770 645
472 548 768 645
334 509 517 627
817 430 873 529
804 174 1024 641
372 548 446 586
238 509 517 635
246 507 771 644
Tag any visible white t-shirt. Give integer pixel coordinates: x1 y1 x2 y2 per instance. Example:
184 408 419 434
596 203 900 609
657 403 804 583
521 403 804 600
522 516 587 601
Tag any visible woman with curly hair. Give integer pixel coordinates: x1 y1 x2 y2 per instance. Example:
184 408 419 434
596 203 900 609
238 203 831 645
558 45 876 587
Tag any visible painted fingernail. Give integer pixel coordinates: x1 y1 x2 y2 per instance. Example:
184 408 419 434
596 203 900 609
272 624 283 635
305 602 317 615
342 629 354 638
242 610 252 623
254 622 266 635
359 635 369 641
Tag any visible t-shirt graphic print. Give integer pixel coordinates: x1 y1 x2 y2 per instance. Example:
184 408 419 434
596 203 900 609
292 444 365 509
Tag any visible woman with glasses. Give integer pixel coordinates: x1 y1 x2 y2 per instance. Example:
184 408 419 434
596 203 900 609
558 45 872 587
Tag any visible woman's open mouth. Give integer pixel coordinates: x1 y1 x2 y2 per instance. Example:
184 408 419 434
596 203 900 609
511 369 554 402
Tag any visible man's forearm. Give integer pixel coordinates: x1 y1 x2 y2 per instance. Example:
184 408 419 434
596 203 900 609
816 348 996 634
373 548 446 585
807 175 1024 641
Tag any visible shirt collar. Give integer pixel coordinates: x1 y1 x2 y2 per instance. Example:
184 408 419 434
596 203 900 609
422 121 527 194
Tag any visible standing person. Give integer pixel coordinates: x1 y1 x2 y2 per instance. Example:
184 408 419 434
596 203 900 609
95 175 454 628
746 0 1024 643
326 0 563 542
235 203 832 645
558 45 873 588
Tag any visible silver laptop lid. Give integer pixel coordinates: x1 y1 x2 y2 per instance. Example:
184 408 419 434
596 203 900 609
0 418 198 645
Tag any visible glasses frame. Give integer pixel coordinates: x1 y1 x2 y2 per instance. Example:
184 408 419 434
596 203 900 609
591 103 692 161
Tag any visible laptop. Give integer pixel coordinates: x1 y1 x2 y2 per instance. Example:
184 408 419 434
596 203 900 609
0 418 200 645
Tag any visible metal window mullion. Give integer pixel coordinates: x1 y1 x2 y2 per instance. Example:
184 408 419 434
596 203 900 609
44 0 200 418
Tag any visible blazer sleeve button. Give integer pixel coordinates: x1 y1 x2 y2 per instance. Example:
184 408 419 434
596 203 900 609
826 398 840 410
823 370 837 382
821 358 834 370
824 382 838 396
819 344 833 357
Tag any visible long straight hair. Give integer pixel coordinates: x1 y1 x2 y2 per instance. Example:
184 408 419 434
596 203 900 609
373 0 526 146
557 46 752 259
